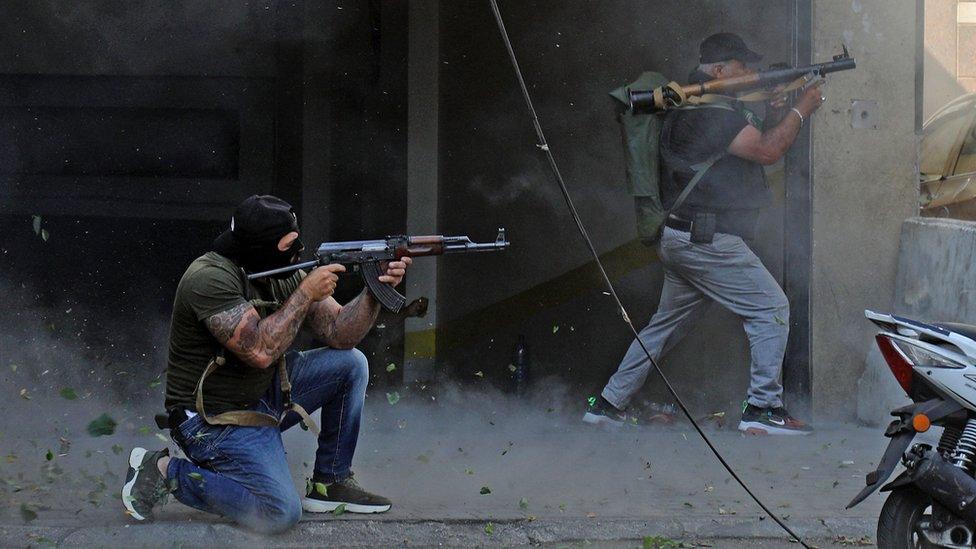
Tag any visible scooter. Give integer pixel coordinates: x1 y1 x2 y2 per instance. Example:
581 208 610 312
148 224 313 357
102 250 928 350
848 310 976 548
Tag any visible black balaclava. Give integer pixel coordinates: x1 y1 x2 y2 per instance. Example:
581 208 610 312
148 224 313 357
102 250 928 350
212 195 305 278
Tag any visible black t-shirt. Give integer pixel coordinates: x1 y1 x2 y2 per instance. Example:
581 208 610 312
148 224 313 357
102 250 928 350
659 106 770 213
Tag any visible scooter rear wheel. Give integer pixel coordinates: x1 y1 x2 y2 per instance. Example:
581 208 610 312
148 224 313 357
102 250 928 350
877 486 937 549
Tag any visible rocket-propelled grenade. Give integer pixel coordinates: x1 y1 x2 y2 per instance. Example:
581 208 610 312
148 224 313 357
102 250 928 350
629 45 856 114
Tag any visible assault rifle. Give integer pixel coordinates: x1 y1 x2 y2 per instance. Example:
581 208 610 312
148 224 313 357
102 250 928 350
629 46 856 114
247 229 510 313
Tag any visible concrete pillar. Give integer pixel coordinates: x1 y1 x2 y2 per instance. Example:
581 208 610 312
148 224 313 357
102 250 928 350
403 0 439 382
810 0 920 419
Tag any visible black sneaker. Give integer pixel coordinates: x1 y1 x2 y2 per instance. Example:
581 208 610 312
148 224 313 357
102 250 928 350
302 473 392 514
582 396 630 428
121 447 171 521
737 403 814 436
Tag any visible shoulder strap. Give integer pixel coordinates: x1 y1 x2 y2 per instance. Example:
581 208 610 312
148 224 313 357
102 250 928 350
667 151 725 216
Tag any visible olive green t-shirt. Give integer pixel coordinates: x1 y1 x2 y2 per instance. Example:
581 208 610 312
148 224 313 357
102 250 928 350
165 252 304 415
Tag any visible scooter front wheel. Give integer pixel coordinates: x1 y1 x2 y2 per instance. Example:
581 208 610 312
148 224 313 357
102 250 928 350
877 487 938 549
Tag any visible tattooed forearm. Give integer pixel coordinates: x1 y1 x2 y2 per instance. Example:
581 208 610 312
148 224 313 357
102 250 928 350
307 288 380 349
203 289 314 369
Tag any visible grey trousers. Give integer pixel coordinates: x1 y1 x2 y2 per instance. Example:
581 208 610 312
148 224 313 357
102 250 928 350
602 226 790 410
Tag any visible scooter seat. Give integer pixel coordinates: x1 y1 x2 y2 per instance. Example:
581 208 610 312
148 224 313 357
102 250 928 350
934 322 976 344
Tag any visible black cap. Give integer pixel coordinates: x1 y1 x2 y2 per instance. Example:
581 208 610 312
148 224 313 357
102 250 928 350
699 32 763 64
213 195 299 251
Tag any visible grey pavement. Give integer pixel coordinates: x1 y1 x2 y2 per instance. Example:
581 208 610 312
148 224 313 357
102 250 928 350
0 382 908 547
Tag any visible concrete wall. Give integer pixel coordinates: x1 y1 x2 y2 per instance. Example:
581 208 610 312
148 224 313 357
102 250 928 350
810 0 921 419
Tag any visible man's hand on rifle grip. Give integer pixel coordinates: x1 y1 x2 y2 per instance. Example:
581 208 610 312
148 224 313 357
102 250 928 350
378 257 412 288
299 263 346 302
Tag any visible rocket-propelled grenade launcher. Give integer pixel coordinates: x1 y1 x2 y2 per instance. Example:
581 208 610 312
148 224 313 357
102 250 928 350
629 45 856 114
247 229 511 313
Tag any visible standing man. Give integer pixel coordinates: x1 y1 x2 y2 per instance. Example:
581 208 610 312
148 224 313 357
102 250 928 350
121 195 411 533
585 33 823 435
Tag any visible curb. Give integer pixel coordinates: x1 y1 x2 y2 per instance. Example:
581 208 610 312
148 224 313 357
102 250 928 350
1 516 876 547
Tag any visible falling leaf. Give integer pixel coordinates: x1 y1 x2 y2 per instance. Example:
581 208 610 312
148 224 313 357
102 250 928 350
314 482 328 497
484 522 494 535
19 388 30 400
518 497 528 510
148 376 163 389
41 229 49 242
386 363 396 373
45 450 53 461
508 364 517 372
32 215 41 235
386 392 400 405
333 503 346 516
474 371 484 378
479 486 491 495
587 396 596 407
20 503 37 524
86 413 117 437
59 388 77 400
552 325 559 334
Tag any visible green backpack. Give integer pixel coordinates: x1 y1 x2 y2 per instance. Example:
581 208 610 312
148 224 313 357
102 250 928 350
610 72 727 245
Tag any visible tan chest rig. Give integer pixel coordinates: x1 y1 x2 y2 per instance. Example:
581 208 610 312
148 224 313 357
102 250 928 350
192 270 319 436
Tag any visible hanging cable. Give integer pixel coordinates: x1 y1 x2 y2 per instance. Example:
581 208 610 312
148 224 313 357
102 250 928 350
487 2 811 547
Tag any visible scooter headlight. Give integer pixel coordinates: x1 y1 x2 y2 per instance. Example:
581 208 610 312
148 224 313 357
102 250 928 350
892 340 966 369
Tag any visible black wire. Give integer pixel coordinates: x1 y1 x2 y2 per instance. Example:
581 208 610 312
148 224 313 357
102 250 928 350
487 2 811 547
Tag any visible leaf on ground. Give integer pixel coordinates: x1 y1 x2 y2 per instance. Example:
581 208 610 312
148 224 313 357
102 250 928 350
20 503 37 524
19 388 30 400
474 371 484 378
552 325 559 334
314 482 328 497
479 486 491 495
9 363 18 372
587 396 596 407
774 315 786 325
188 472 204 481
518 497 528 510
32 215 41 235
59 388 77 400
137 426 151 435
148 376 163 389
332 503 346 516
386 363 396 372
86 413 117 437
464 468 474 475
416 454 430 464
386 391 400 405
508 364 517 372
41 229 49 242
45 449 53 461
484 522 494 535
155 433 169 443
112 444 124 455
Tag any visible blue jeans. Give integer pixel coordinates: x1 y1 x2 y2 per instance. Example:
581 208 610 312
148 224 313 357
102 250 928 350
166 347 369 534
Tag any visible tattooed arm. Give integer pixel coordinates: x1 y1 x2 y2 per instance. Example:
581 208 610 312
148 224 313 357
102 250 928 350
203 263 346 369
204 290 314 369
304 258 412 349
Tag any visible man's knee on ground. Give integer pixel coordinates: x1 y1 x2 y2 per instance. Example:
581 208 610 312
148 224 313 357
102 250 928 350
255 496 302 535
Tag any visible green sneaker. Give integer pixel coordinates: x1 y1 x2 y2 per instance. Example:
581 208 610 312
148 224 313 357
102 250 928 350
121 447 171 521
302 474 392 514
